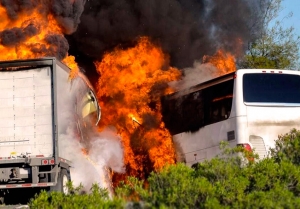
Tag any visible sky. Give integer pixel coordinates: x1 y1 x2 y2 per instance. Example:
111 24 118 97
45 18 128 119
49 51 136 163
277 0 300 37
275 0 300 67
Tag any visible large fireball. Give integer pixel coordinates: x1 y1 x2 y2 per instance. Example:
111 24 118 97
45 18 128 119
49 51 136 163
0 1 82 75
95 37 181 180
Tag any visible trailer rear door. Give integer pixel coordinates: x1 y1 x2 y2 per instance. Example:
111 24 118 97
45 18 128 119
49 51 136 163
0 67 53 157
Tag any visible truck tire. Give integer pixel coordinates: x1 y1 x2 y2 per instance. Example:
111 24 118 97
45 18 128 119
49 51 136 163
51 168 71 194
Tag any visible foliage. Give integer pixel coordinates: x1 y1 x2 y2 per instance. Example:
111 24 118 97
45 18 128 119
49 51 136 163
29 129 300 208
29 182 124 209
114 133 300 208
270 129 300 165
242 0 300 69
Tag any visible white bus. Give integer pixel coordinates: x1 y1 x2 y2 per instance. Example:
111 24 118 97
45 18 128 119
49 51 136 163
161 69 300 166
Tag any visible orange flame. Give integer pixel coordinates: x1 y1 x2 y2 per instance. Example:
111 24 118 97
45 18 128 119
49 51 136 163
0 4 57 59
95 37 181 180
212 94 233 102
203 49 237 75
0 3 77 76
81 148 88 156
0 1 240 187
62 55 80 79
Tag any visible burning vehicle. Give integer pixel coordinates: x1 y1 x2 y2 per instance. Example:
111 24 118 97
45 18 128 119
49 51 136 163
0 0 275 190
0 57 100 198
162 68 300 166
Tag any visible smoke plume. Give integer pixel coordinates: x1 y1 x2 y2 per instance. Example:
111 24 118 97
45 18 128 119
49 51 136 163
0 0 271 189
0 0 85 34
61 127 124 192
57 74 124 192
0 0 86 59
68 0 263 69
168 62 220 91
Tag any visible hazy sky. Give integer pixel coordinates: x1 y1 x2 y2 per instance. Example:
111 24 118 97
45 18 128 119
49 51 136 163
277 0 300 36
276 0 300 67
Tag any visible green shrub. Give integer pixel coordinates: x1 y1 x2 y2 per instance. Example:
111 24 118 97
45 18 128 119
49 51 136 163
114 134 300 208
30 129 300 208
29 183 124 209
270 129 300 165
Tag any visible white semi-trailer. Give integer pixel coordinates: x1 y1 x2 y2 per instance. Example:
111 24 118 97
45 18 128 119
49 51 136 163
0 57 100 198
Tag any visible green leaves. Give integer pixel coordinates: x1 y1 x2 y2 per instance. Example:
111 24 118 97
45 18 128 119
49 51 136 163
29 182 124 209
146 164 205 208
270 129 300 165
29 129 300 208
115 130 300 208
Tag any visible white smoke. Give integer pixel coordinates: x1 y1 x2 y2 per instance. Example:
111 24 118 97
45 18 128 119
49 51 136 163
60 126 124 192
89 127 125 174
169 61 220 91
56 71 124 193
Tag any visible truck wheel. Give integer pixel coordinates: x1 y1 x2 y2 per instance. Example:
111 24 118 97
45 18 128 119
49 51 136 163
51 168 71 194
61 169 70 194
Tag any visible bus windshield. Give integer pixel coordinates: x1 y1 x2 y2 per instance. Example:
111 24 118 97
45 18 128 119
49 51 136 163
243 73 300 103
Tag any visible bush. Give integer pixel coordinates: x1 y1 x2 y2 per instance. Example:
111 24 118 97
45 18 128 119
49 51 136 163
114 133 300 208
270 129 300 165
29 183 124 209
30 129 300 208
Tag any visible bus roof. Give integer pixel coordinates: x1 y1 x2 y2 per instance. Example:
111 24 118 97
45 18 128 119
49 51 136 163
167 71 235 99
166 68 300 99
236 68 300 74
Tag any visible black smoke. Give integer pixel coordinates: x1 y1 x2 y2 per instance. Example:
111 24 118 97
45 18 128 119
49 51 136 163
29 34 69 60
67 0 264 70
50 0 86 34
0 0 86 59
0 0 38 20
0 25 38 46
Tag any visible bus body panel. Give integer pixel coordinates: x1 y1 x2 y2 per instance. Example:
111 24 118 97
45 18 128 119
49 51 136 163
165 68 300 166
173 117 236 166
237 69 300 159
245 102 300 159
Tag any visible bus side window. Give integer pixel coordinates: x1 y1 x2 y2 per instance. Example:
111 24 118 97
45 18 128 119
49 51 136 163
221 106 226 118
161 78 234 134
204 79 234 125
161 89 205 135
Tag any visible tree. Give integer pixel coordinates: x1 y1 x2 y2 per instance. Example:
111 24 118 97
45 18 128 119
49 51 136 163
242 0 300 69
